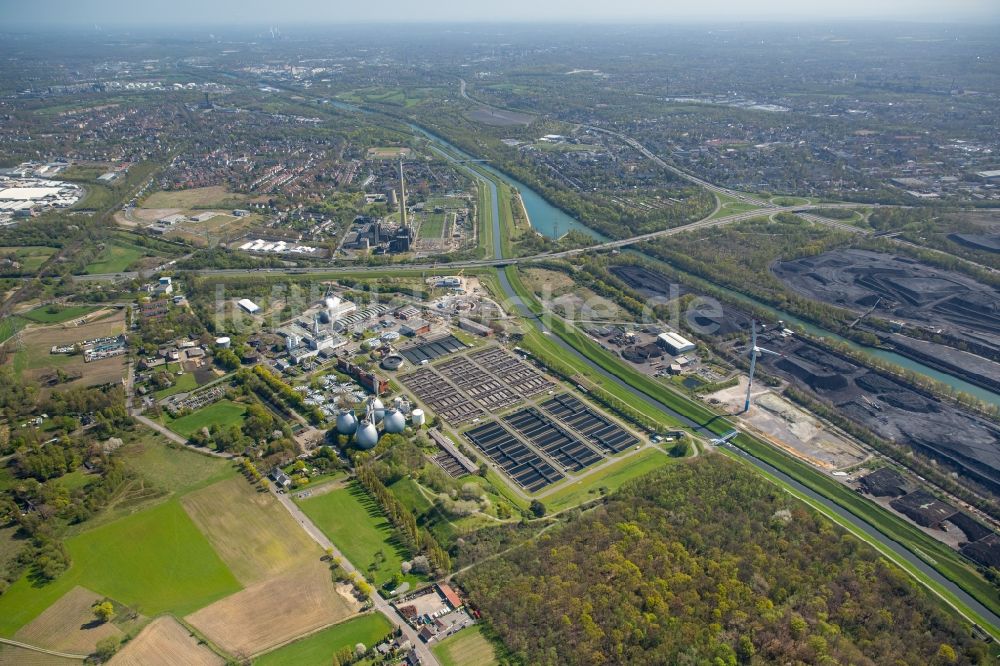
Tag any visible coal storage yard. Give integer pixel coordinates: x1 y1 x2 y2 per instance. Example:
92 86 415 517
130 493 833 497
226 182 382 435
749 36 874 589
773 249 1000 368
610 265 755 337
755 330 1000 497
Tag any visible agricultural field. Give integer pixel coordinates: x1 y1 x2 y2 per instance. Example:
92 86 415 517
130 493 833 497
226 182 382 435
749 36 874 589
186 562 358 658
142 186 246 210
13 586 128 655
183 477 360 656
166 400 247 439
0 245 57 273
181 477 317 584
296 481 420 588
110 616 223 666
432 626 499 666
21 304 100 324
253 613 393 666
0 499 240 637
116 433 235 508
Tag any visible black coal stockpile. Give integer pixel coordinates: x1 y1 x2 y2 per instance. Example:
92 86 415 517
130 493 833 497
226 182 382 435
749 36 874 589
609 265 754 336
757 332 1000 497
773 248 1000 358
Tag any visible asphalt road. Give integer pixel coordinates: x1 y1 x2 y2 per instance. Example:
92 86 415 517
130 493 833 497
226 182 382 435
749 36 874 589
70 202 867 283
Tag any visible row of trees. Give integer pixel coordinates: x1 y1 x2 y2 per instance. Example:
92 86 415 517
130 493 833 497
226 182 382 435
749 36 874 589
355 463 451 575
248 365 324 425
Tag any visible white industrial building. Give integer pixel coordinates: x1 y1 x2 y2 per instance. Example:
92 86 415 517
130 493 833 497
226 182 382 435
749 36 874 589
0 174 82 223
237 298 261 314
157 213 187 226
657 331 696 355
237 238 320 255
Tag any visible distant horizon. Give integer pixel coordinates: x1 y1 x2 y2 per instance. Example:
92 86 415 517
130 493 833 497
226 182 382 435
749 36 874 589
1 0 997 28
2 18 1000 34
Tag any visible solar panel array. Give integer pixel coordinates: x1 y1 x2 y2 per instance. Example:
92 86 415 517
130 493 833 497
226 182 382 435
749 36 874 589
465 421 563 492
542 394 639 453
503 407 603 472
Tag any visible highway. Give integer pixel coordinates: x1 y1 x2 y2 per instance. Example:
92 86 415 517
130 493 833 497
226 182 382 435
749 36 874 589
71 202 867 283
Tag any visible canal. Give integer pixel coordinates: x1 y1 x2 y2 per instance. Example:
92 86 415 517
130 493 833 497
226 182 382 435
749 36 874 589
331 98 1000 407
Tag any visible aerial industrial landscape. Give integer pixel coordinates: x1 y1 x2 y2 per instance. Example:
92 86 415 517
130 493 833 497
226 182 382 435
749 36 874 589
0 3 999 665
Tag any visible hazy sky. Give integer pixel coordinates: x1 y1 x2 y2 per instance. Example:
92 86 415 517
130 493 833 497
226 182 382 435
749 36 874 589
2 0 998 25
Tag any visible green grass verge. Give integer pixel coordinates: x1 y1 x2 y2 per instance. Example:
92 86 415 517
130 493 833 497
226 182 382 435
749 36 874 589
254 613 394 666
296 481 422 588
388 477 434 515
0 499 241 636
543 448 674 513
121 433 235 499
153 369 199 399
21 305 99 324
0 316 27 344
421 212 447 238
432 625 499 666
83 241 149 274
709 201 764 220
166 400 246 439
0 245 57 272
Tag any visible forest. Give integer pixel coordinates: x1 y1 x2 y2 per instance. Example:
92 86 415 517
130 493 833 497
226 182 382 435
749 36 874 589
459 456 992 666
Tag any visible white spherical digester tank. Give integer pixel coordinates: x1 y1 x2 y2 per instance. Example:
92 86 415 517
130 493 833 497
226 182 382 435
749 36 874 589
335 409 358 435
355 421 379 449
383 408 406 434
